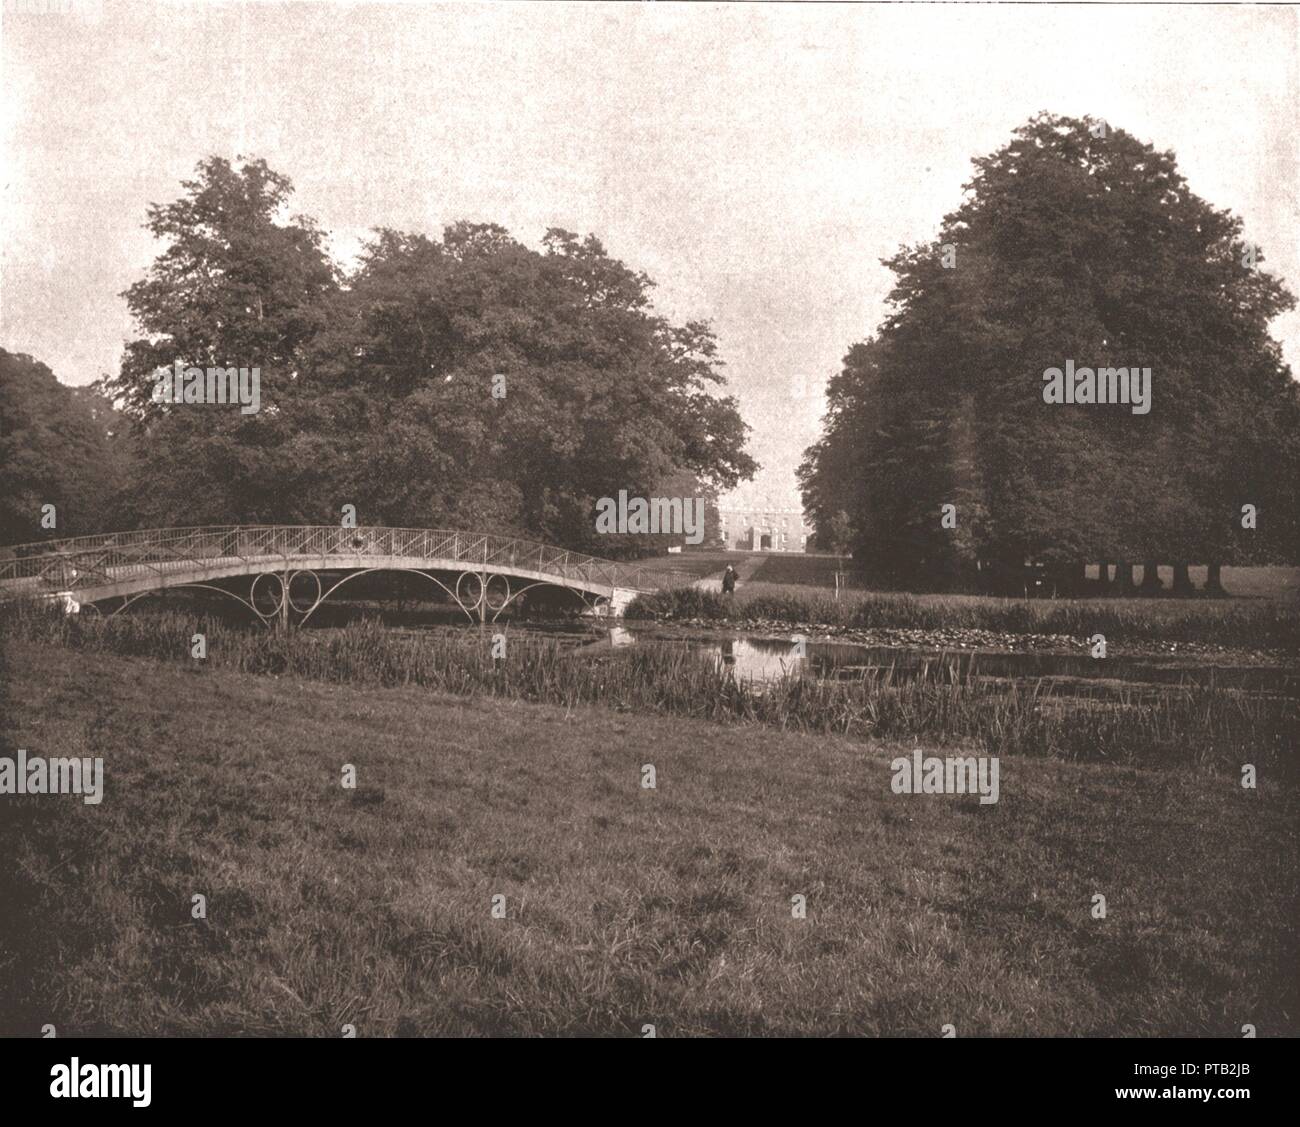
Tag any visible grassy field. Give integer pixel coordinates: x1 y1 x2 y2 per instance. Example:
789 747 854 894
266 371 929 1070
750 553 855 587
635 550 846 585
1 640 1295 1036
645 555 1300 601
632 551 735 579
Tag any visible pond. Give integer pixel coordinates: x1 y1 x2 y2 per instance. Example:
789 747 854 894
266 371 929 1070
601 626 1299 698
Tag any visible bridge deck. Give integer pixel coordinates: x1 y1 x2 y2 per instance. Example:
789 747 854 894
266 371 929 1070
0 525 695 616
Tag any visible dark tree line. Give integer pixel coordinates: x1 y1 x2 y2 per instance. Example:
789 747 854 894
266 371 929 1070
3 157 755 554
800 114 1300 594
0 350 131 544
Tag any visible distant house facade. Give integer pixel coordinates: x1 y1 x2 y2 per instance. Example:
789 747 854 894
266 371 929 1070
717 504 810 552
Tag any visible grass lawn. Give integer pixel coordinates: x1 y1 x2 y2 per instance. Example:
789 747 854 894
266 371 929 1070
740 559 1300 600
632 550 742 579
634 551 850 587
750 553 854 587
1 641 1295 1036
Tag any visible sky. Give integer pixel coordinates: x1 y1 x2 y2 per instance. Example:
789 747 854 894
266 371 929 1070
2 0 1297 510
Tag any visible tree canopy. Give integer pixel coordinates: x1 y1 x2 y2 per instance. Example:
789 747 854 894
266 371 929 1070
0 349 130 544
93 158 755 550
801 113 1299 588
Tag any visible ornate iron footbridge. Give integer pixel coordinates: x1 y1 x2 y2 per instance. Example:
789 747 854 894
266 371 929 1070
0 525 696 624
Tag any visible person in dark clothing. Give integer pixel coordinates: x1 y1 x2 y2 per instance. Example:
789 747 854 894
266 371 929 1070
721 565 737 595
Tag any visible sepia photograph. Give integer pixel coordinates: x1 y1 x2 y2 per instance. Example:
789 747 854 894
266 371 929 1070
0 0 1296 1104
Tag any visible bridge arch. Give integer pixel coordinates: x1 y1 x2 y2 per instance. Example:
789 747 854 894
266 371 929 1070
0 524 692 623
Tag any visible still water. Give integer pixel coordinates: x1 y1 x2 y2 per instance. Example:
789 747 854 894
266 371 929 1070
600 627 1298 697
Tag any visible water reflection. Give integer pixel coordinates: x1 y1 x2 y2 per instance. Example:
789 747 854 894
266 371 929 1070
606 625 635 648
608 626 807 678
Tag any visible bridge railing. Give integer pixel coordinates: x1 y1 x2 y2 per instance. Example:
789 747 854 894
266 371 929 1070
0 525 699 595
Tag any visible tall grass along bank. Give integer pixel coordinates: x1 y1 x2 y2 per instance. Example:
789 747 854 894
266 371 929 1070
4 605 1293 774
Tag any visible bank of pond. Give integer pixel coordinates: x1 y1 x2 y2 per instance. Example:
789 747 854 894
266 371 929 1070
4 602 1294 779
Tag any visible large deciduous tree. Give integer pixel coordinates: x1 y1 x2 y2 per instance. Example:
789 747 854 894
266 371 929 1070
0 350 131 543
310 223 754 549
100 156 340 525
802 113 1298 590
99 159 755 546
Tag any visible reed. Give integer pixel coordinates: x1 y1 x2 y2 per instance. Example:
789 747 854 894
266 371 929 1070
5 602 1292 773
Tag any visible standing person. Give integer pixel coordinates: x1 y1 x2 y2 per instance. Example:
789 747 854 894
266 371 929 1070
721 564 737 596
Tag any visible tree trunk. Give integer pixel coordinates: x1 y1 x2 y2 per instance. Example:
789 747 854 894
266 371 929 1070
1075 561 1088 595
1114 560 1137 594
1204 561 1226 596
1097 561 1111 591
1172 561 1194 596
1139 560 1163 592
1051 562 1083 597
